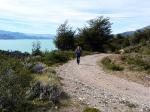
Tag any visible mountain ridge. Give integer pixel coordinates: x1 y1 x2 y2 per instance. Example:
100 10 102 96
0 30 54 39
1 25 150 39
118 25 150 36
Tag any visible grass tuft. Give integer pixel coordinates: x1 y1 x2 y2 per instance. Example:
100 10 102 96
101 57 124 71
83 107 101 112
121 54 150 73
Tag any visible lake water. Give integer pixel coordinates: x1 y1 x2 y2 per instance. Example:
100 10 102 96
0 39 56 53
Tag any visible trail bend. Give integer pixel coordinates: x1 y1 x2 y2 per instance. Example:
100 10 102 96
58 54 150 112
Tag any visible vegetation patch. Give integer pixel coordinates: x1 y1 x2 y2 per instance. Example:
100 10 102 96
43 51 74 65
83 107 101 112
0 51 71 112
27 67 70 108
101 57 124 71
123 41 150 55
0 55 33 112
29 50 93 66
121 54 150 73
99 54 150 86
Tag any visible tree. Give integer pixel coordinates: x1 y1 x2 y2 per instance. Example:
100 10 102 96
109 34 130 51
32 41 42 56
76 16 112 52
54 21 75 50
129 29 150 45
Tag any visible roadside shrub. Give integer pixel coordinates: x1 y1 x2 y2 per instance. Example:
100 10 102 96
28 50 94 66
124 41 150 55
42 51 74 65
0 57 33 112
27 81 63 104
44 51 69 64
101 57 124 71
121 54 150 72
83 107 101 112
143 45 150 55
27 68 68 106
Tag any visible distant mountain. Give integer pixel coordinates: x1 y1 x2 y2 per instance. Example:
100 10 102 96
119 31 134 37
0 30 54 39
118 25 150 37
140 25 150 30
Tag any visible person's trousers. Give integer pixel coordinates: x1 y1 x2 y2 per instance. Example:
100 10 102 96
77 56 80 64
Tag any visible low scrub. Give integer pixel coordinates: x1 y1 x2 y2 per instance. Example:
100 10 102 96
121 54 150 72
0 50 29 59
27 67 69 109
101 57 124 71
0 53 69 111
29 50 74 66
124 41 150 55
0 50 93 111
83 107 101 112
0 55 33 112
29 50 93 66
42 51 75 65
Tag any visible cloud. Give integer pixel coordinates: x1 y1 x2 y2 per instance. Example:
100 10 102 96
0 0 150 34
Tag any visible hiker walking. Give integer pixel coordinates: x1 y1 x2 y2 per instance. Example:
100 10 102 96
75 46 82 65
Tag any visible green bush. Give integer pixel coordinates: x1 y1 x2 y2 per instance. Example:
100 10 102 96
0 52 73 111
42 50 74 65
28 50 94 66
0 55 33 112
101 57 124 71
83 107 101 112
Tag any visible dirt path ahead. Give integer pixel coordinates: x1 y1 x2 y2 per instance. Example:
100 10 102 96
58 54 150 112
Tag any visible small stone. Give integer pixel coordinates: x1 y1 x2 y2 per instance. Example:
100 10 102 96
94 96 97 98
55 106 58 109
114 107 117 109
78 97 85 101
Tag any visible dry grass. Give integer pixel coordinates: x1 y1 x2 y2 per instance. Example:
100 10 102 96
32 67 88 112
100 54 150 87
101 56 124 71
34 74 50 85
33 67 61 86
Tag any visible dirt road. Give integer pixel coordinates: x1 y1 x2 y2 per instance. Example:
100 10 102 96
58 54 150 112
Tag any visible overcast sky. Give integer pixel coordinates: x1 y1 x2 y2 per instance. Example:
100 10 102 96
0 0 150 34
